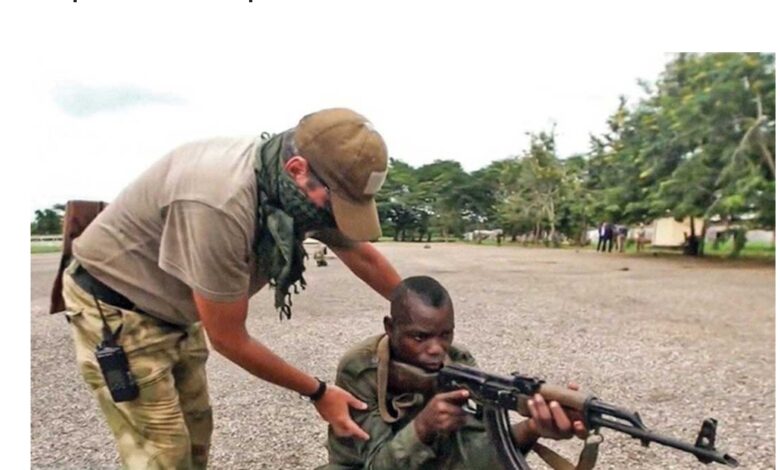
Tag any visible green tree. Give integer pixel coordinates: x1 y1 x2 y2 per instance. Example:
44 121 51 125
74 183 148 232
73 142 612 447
556 155 593 245
375 53 774 257
489 129 573 245
524 130 565 243
376 159 419 241
31 204 65 235
647 53 775 255
416 160 470 240
487 159 532 241
587 53 774 256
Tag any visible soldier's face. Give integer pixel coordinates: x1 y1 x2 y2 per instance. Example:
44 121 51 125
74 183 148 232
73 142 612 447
387 294 454 372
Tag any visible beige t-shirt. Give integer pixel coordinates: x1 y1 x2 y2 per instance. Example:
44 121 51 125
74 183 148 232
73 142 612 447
73 137 266 325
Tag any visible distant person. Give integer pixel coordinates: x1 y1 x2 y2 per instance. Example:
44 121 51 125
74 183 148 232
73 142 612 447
597 222 607 252
616 225 628 253
597 222 614 253
314 246 329 267
636 223 647 252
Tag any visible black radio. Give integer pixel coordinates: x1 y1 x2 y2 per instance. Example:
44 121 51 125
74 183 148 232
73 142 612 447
90 290 139 403
95 341 139 402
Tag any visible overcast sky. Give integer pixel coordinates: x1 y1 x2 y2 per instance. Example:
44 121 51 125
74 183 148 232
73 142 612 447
18 1 775 216
21 3 684 214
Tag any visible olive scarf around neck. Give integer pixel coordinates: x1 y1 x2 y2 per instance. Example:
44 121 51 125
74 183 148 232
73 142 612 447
254 132 336 320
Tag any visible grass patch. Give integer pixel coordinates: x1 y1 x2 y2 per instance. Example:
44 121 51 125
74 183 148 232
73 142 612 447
607 240 774 263
441 238 775 261
624 240 775 259
31 244 62 254
705 240 775 258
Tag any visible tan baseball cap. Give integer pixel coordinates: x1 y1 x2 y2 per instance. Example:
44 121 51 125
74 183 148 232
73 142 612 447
294 108 388 241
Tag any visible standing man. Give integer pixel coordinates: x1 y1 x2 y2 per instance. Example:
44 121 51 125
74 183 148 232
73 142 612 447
615 224 628 253
60 108 402 469
605 222 615 253
636 223 647 252
596 221 607 252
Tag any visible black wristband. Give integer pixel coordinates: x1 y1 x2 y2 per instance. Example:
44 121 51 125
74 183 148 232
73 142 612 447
303 377 327 402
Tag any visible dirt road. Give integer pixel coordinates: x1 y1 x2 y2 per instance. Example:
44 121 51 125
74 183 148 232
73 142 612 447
31 244 775 469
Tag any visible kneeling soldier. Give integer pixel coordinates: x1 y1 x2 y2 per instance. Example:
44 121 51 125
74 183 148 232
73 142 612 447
321 276 587 469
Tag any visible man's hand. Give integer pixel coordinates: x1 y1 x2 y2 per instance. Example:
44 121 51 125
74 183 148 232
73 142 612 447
514 383 589 447
314 384 370 441
412 389 470 444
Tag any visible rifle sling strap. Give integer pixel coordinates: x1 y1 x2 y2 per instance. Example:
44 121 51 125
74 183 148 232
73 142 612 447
376 335 399 423
376 335 449 424
532 433 601 470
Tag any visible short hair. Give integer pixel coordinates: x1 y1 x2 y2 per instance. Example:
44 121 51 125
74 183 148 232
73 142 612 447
391 276 452 312
281 129 327 185
281 129 298 162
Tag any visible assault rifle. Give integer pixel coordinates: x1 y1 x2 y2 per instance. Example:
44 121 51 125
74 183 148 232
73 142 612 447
390 361 739 469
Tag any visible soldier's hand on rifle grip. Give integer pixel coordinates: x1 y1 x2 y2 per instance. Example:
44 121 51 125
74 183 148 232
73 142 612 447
413 389 470 444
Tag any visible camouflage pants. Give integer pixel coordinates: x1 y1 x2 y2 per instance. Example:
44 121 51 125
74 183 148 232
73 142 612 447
62 266 213 469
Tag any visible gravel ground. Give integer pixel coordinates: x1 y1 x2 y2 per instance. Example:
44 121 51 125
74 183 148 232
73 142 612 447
31 244 775 469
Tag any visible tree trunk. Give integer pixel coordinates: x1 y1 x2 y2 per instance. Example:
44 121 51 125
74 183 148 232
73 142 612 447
683 216 700 257
698 219 708 256
689 216 695 241
752 93 775 179
581 224 589 247
548 201 556 242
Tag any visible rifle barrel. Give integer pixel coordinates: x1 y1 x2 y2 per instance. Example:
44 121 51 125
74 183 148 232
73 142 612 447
588 414 739 467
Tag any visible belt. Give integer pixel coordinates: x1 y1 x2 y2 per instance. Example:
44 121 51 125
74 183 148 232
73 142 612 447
72 264 136 311
69 264 188 331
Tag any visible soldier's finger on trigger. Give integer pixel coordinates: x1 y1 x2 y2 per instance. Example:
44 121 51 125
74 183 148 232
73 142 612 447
441 389 469 404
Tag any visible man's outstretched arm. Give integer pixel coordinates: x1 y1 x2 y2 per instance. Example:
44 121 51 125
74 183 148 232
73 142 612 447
310 228 401 300
193 292 370 441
